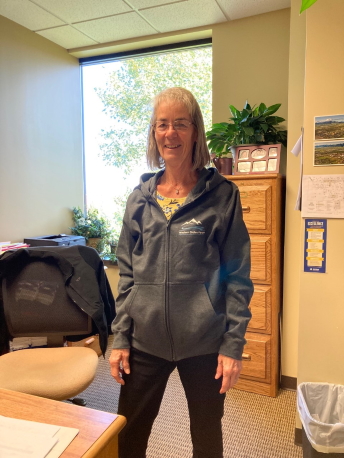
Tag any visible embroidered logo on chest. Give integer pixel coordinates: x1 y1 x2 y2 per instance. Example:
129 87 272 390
179 219 205 235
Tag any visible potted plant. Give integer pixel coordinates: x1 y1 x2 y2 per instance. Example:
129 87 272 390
105 189 131 263
70 207 112 254
107 232 120 264
206 101 287 174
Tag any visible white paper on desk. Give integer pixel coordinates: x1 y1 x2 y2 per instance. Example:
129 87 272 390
45 427 79 458
0 415 79 458
0 429 58 457
0 415 58 458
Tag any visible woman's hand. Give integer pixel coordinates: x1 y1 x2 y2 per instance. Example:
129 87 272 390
109 348 130 385
215 354 243 394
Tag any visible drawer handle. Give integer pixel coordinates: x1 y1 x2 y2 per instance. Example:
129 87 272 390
242 352 251 361
242 206 250 213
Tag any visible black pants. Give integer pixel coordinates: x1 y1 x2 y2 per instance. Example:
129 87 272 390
117 349 225 458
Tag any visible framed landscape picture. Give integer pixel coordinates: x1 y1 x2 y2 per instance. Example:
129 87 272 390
315 115 344 141
314 115 344 166
314 140 344 166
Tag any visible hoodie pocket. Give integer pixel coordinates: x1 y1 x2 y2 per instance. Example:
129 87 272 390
125 283 172 356
168 283 225 353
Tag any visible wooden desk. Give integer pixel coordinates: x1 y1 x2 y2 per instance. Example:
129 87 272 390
0 388 126 458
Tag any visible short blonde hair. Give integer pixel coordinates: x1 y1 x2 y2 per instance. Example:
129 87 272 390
146 87 210 170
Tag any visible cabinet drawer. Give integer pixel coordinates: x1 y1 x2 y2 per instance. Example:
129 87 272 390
250 236 272 284
237 184 272 234
241 333 271 382
248 285 272 333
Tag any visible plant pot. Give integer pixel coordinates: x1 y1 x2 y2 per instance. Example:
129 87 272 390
110 243 118 255
213 157 233 175
86 237 105 253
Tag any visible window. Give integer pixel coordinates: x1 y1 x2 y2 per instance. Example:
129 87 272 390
81 42 212 244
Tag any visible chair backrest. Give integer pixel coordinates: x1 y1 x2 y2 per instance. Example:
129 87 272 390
2 259 92 341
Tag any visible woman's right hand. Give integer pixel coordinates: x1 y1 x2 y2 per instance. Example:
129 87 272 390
109 348 130 385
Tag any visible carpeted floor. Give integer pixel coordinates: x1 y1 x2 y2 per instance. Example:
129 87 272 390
77 338 302 458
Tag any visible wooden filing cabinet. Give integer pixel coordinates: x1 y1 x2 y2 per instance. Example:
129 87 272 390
226 174 285 397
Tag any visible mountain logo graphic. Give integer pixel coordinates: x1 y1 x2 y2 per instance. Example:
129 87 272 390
179 218 205 235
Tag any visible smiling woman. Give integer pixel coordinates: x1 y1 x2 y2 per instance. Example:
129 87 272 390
109 86 253 458
81 43 212 239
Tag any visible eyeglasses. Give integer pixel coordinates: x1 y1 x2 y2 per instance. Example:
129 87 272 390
152 120 194 132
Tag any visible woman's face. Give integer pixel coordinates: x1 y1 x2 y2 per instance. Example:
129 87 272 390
154 101 197 168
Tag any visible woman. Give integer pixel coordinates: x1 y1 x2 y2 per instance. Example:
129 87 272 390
109 87 253 458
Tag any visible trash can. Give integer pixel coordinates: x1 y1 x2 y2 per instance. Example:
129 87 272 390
297 382 344 457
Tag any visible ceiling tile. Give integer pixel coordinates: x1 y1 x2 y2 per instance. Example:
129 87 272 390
0 0 64 30
37 25 98 49
129 0 186 9
217 0 291 20
1 0 291 52
74 12 158 43
33 0 132 24
141 0 227 33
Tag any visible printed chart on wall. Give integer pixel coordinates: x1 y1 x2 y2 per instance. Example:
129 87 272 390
301 175 344 218
304 219 327 273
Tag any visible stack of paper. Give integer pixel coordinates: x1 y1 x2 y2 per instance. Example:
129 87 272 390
0 415 59 457
0 415 79 458
0 241 30 253
10 336 48 351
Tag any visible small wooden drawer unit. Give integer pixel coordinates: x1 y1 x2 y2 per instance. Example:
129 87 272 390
227 174 284 397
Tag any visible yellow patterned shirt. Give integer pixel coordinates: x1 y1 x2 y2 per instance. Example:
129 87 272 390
156 192 187 220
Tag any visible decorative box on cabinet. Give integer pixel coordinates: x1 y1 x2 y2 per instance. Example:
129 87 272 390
226 174 285 397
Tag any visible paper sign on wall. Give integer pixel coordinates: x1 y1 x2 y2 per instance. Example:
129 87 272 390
304 219 327 273
302 175 344 218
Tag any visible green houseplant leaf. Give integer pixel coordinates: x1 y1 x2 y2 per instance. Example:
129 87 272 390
70 207 112 241
300 0 318 14
206 101 287 157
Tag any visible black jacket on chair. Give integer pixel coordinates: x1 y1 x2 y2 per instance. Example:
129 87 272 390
0 245 116 356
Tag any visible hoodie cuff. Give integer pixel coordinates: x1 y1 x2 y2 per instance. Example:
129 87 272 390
219 338 245 361
111 333 131 350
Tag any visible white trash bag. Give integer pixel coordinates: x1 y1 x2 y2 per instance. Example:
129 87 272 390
297 382 344 454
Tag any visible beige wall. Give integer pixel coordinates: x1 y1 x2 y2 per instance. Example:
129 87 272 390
285 0 344 427
212 9 290 124
297 0 344 386
0 16 83 243
282 0 306 380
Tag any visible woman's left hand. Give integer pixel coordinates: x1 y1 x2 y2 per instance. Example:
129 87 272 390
215 354 243 393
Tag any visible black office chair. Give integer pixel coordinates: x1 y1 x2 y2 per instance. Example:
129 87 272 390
0 248 106 404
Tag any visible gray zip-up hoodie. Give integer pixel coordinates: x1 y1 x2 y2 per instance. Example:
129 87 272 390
111 167 253 361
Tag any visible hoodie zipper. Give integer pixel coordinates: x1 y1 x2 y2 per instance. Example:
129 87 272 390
165 221 175 360
148 197 175 359
149 189 207 361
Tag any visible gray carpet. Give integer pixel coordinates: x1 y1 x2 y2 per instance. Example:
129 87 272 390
78 339 302 458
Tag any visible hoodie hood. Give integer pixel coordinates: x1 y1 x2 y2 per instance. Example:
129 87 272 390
138 167 228 201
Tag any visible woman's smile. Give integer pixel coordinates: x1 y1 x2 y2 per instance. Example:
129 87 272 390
154 101 197 165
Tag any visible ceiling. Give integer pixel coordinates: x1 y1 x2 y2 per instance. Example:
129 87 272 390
0 0 290 55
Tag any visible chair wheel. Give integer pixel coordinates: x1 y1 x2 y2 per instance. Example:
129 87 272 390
70 397 87 406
